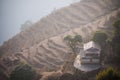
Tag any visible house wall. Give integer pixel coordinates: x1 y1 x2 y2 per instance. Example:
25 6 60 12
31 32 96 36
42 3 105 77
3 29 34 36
85 53 100 58
80 58 100 64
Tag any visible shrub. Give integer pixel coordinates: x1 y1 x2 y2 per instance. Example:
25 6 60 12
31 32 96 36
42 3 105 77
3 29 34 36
59 73 74 80
73 70 88 80
47 75 59 80
10 63 36 80
59 72 88 80
96 67 120 80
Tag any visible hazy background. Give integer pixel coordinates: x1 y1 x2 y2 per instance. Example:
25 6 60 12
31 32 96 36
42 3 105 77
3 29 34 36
0 0 80 45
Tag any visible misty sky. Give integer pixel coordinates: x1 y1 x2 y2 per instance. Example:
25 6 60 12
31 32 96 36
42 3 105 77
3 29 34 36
0 0 80 45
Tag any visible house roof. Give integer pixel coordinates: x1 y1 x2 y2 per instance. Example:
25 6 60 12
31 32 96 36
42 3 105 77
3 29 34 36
84 41 101 51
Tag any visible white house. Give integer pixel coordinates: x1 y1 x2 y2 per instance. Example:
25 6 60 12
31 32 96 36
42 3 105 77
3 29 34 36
80 41 101 64
74 41 101 72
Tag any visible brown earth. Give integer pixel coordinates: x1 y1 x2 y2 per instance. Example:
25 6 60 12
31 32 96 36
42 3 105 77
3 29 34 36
0 0 120 74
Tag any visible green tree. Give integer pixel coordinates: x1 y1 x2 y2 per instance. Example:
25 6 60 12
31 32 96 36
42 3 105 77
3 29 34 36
10 63 36 80
92 31 108 63
92 31 108 45
74 35 83 43
96 67 120 80
111 19 120 60
64 35 82 54
113 19 120 35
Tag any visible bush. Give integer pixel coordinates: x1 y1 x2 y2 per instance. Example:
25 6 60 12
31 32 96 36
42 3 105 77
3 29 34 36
10 63 36 80
47 75 59 80
59 73 74 80
73 70 88 80
59 70 88 80
96 67 120 80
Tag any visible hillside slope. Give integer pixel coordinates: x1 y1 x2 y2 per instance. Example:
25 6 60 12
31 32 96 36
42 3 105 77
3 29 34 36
0 0 120 72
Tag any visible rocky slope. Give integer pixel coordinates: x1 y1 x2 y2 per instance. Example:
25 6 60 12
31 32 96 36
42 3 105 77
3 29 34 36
0 0 120 73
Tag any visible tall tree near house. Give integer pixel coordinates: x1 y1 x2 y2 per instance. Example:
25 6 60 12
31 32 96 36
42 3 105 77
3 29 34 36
92 31 108 46
92 31 108 63
111 19 120 60
64 34 82 55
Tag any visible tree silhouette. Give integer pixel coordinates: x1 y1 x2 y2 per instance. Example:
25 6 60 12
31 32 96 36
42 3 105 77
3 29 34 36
96 67 120 80
10 63 36 80
64 34 82 54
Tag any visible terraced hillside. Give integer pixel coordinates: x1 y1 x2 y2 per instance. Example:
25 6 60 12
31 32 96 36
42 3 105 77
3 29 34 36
0 0 120 73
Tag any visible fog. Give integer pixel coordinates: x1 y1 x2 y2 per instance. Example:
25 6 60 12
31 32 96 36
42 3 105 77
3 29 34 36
0 0 80 45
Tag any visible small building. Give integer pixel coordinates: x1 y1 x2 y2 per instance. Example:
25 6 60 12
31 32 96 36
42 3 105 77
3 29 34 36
74 41 101 72
81 41 101 64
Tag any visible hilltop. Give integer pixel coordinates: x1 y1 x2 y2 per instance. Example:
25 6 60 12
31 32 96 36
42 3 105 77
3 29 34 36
0 0 120 74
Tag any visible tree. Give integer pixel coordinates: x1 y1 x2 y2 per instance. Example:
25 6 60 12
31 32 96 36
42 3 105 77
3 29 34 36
113 19 120 35
92 31 108 63
64 35 82 54
74 35 83 43
92 31 108 45
111 19 120 60
20 20 33 31
64 35 73 44
10 63 36 80
96 67 120 80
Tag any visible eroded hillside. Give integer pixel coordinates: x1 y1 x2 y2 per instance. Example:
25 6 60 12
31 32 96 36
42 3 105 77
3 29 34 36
0 0 120 73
